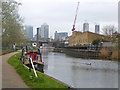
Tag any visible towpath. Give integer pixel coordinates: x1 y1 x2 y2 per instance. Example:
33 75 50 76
1 50 29 88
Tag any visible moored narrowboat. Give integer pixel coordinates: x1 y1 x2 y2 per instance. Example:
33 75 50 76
24 51 44 72
20 48 44 73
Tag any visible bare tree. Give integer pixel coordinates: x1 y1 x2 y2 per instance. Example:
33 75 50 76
102 25 117 36
102 25 118 42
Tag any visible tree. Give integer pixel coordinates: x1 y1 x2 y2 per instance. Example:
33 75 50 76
102 25 117 41
92 38 107 45
92 39 100 45
2 1 26 48
102 25 117 36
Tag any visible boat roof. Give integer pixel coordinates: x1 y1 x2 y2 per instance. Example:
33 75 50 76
26 51 41 55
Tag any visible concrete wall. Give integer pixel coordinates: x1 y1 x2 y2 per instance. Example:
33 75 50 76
102 42 117 47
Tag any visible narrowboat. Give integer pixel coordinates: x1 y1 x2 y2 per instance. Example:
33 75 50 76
24 51 44 73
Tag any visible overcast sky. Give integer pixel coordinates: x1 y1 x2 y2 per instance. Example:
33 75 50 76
15 0 119 38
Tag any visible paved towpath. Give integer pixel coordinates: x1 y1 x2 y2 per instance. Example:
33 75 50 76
2 50 29 88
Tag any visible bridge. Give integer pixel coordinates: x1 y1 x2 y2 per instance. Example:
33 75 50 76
26 40 55 47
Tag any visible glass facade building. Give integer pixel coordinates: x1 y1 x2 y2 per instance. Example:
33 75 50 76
54 31 68 40
25 25 33 40
95 25 100 34
40 23 49 39
83 23 89 32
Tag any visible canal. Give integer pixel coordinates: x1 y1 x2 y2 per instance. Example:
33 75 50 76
41 48 118 88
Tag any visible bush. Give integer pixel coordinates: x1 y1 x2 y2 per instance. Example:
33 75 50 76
99 47 109 59
112 50 118 60
111 45 119 60
92 38 108 45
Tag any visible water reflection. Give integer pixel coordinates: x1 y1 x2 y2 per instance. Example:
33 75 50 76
41 48 118 88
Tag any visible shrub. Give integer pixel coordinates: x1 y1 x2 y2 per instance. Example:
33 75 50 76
112 50 118 60
111 45 119 60
99 47 109 59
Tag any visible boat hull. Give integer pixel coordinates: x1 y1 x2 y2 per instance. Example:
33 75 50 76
25 62 44 73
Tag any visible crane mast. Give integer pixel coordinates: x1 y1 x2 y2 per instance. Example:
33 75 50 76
72 2 80 31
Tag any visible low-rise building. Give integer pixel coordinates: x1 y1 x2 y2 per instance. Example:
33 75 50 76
69 31 104 46
54 31 68 40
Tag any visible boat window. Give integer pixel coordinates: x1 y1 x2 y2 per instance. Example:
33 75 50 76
26 55 30 59
37 55 40 62
34 55 36 60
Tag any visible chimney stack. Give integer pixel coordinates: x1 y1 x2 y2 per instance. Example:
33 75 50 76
37 28 39 47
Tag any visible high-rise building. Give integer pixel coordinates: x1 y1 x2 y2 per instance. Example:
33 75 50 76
25 25 33 40
54 31 58 39
83 23 89 32
54 31 68 40
40 23 49 39
33 34 37 41
95 25 100 34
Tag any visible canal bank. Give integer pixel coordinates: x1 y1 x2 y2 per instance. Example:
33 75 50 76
53 48 100 59
7 52 69 88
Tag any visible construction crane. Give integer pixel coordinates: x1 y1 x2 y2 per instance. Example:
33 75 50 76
72 2 80 31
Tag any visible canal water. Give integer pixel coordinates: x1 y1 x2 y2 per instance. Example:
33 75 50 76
41 48 118 88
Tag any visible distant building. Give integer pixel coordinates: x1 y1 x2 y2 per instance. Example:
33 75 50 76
95 25 100 34
83 23 89 32
33 24 49 40
33 34 37 41
69 31 104 46
40 23 49 39
54 31 68 40
54 31 58 39
25 25 33 40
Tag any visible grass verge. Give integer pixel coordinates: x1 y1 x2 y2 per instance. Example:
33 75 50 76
8 53 68 88
0 48 18 56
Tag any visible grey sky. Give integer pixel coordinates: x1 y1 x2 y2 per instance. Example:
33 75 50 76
16 0 118 38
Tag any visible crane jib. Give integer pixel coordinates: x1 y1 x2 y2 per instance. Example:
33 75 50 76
72 2 80 31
